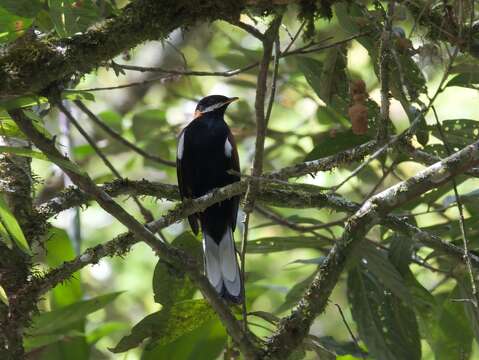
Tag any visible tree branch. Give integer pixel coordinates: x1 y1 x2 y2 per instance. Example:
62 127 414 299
74 100 175 167
0 0 248 98
265 137 479 359
8 109 261 359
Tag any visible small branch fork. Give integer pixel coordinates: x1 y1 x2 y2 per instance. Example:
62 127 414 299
7 106 479 358
8 109 261 359
3 4 479 359
264 137 479 359
241 15 282 333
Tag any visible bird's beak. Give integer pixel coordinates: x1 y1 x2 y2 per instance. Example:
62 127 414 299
225 97 239 104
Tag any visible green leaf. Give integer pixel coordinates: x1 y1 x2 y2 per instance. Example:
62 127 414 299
0 0 42 18
111 299 217 353
429 119 479 149
0 7 34 43
48 0 102 37
318 46 349 113
24 330 85 351
0 194 31 255
414 108 429 146
334 3 378 54
456 276 479 345
297 57 323 98
86 322 129 345
246 236 330 253
419 286 473 360
347 265 421 360
392 48 426 101
277 269 317 313
63 90 95 102
0 146 86 175
0 118 27 138
306 335 368 358
0 219 13 249
357 241 412 304
0 95 48 110
37 336 89 360
447 72 479 88
28 292 123 336
305 129 371 161
141 319 227 360
316 105 350 127
153 232 201 306
0 285 8 305
45 228 82 308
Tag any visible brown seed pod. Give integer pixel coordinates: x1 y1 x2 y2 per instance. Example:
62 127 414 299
353 93 367 103
348 103 369 135
351 79 367 97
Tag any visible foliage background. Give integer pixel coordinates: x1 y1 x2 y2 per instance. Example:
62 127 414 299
1 0 479 359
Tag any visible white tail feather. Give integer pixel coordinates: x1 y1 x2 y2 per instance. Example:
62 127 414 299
203 233 222 292
219 227 241 297
203 226 241 298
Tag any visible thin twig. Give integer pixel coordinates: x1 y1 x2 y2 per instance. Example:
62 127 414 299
281 21 306 54
231 20 265 40
431 105 478 306
266 134 479 359
255 206 344 233
331 39 463 193
9 108 261 359
75 33 369 93
57 103 154 222
74 100 175 167
377 1 395 143
241 16 282 331
334 304 365 360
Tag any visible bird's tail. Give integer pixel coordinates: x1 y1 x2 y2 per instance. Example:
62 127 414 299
203 225 242 303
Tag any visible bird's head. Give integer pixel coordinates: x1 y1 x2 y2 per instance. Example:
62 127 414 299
194 95 238 119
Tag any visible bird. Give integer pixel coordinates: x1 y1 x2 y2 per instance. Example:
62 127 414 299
176 95 242 303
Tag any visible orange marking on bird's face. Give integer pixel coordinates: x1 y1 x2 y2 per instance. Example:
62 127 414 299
194 110 203 119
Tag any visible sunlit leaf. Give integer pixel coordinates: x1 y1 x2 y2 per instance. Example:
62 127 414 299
141 319 226 360
86 322 129 345
0 146 86 175
46 228 82 308
0 95 48 110
0 194 31 255
153 232 201 306
0 220 13 249
28 292 123 336
111 299 216 353
429 119 479 150
0 7 34 43
0 285 8 305
446 72 479 88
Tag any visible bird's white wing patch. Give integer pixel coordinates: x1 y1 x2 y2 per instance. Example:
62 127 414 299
224 137 233 158
177 131 185 160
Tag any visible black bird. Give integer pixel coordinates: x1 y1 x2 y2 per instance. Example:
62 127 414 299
176 95 242 303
